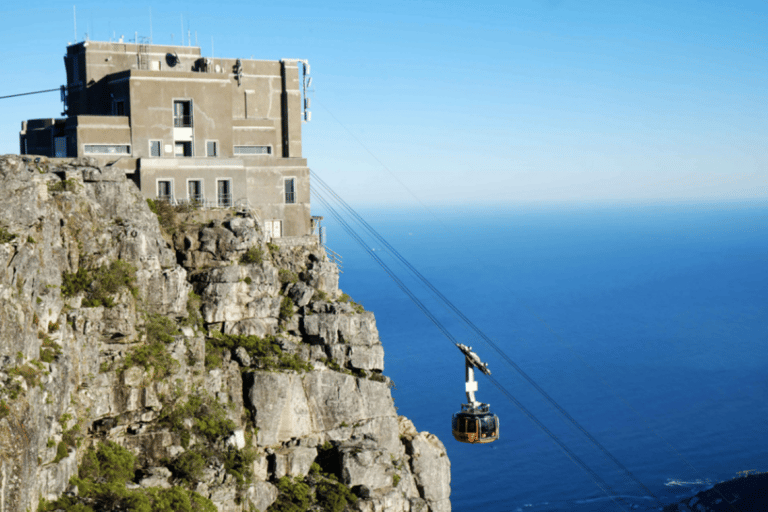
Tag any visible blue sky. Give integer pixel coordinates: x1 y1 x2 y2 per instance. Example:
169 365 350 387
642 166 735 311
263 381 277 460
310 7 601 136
1 0 766 205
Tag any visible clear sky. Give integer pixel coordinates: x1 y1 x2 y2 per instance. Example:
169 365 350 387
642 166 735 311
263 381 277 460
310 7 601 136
1 0 766 205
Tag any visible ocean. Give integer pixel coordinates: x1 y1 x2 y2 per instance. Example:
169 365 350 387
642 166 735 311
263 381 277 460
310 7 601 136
316 200 768 512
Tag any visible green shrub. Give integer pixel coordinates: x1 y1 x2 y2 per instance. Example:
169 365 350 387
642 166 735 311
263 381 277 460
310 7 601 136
159 394 235 445
53 442 69 463
270 476 311 512
0 400 9 420
204 340 223 369
243 276 253 285
316 478 357 512
62 261 138 308
279 296 294 320
241 247 264 265
146 314 179 344
123 341 177 380
147 198 178 234
0 226 16 244
181 290 204 331
278 269 298 285
39 441 216 512
223 446 257 488
169 449 207 484
208 333 312 372
267 242 279 255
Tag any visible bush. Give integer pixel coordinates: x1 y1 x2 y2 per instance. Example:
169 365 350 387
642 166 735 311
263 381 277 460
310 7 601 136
123 341 178 380
208 333 312 372
39 441 216 512
278 269 298 285
240 246 264 265
270 476 311 512
169 449 207 484
62 261 138 308
159 394 235 445
279 296 294 320
0 226 16 244
223 446 257 488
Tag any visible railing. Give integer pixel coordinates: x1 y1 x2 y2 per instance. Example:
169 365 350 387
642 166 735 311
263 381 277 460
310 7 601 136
325 246 343 273
173 115 193 127
217 193 232 208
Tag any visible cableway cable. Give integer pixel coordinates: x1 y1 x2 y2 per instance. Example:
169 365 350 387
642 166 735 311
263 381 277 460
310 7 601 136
0 88 60 100
312 169 663 506
311 186 631 512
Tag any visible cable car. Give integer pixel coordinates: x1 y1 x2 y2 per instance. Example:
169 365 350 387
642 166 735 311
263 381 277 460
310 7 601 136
452 343 499 444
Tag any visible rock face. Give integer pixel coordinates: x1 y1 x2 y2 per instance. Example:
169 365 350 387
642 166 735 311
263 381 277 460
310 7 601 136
662 473 768 512
0 155 450 512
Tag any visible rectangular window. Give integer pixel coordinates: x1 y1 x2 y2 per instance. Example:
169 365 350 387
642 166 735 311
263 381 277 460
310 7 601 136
114 100 125 116
188 180 203 204
217 179 232 208
233 145 271 155
84 144 131 155
150 140 162 157
157 180 173 202
175 141 192 157
284 177 296 204
206 140 218 157
173 100 192 127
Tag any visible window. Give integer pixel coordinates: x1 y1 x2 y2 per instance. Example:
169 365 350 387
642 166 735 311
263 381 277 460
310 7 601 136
217 179 232 208
188 180 203 203
173 100 193 127
175 141 192 157
284 177 296 204
206 141 218 157
157 180 173 202
150 140 162 157
233 145 271 155
114 100 125 116
84 144 131 155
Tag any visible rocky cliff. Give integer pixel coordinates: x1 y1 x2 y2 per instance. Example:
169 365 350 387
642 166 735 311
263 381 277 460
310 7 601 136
0 155 451 512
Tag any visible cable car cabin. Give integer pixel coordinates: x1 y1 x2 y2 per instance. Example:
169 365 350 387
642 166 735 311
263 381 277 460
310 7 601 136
452 404 499 444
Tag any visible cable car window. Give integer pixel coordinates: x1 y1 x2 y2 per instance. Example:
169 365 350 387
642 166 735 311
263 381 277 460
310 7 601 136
480 416 496 436
465 418 477 433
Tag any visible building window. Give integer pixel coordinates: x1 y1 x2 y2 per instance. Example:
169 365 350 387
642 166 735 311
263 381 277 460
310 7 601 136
150 140 162 157
284 177 296 204
217 179 232 208
157 180 173 202
84 144 131 155
173 100 193 127
233 145 271 155
175 141 192 157
206 141 218 157
114 100 125 116
188 180 203 204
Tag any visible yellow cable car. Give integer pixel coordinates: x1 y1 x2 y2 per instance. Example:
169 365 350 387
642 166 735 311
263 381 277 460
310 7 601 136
452 344 499 444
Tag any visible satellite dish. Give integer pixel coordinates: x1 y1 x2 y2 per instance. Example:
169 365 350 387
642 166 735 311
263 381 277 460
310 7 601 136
165 52 179 67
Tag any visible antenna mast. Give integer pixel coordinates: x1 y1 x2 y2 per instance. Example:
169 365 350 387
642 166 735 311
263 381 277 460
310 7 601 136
73 6 77 43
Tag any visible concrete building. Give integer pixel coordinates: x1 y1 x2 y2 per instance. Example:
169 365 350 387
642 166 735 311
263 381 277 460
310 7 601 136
20 40 313 237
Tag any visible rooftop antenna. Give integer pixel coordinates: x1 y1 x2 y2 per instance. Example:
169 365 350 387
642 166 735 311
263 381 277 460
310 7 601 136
73 5 77 43
149 7 153 44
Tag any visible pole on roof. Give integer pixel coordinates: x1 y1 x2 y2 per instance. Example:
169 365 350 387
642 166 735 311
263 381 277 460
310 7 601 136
73 6 77 43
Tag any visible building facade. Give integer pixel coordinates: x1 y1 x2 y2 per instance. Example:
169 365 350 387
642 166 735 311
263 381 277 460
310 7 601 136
20 40 312 237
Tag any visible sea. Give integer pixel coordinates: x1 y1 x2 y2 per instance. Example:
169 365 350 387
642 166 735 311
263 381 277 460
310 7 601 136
315 200 768 512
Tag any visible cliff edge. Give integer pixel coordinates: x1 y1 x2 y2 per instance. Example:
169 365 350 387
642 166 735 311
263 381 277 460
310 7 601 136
0 155 451 512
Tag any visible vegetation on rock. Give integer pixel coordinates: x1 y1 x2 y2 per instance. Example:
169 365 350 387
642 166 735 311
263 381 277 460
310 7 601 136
207 333 312 372
61 260 138 308
38 441 216 512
